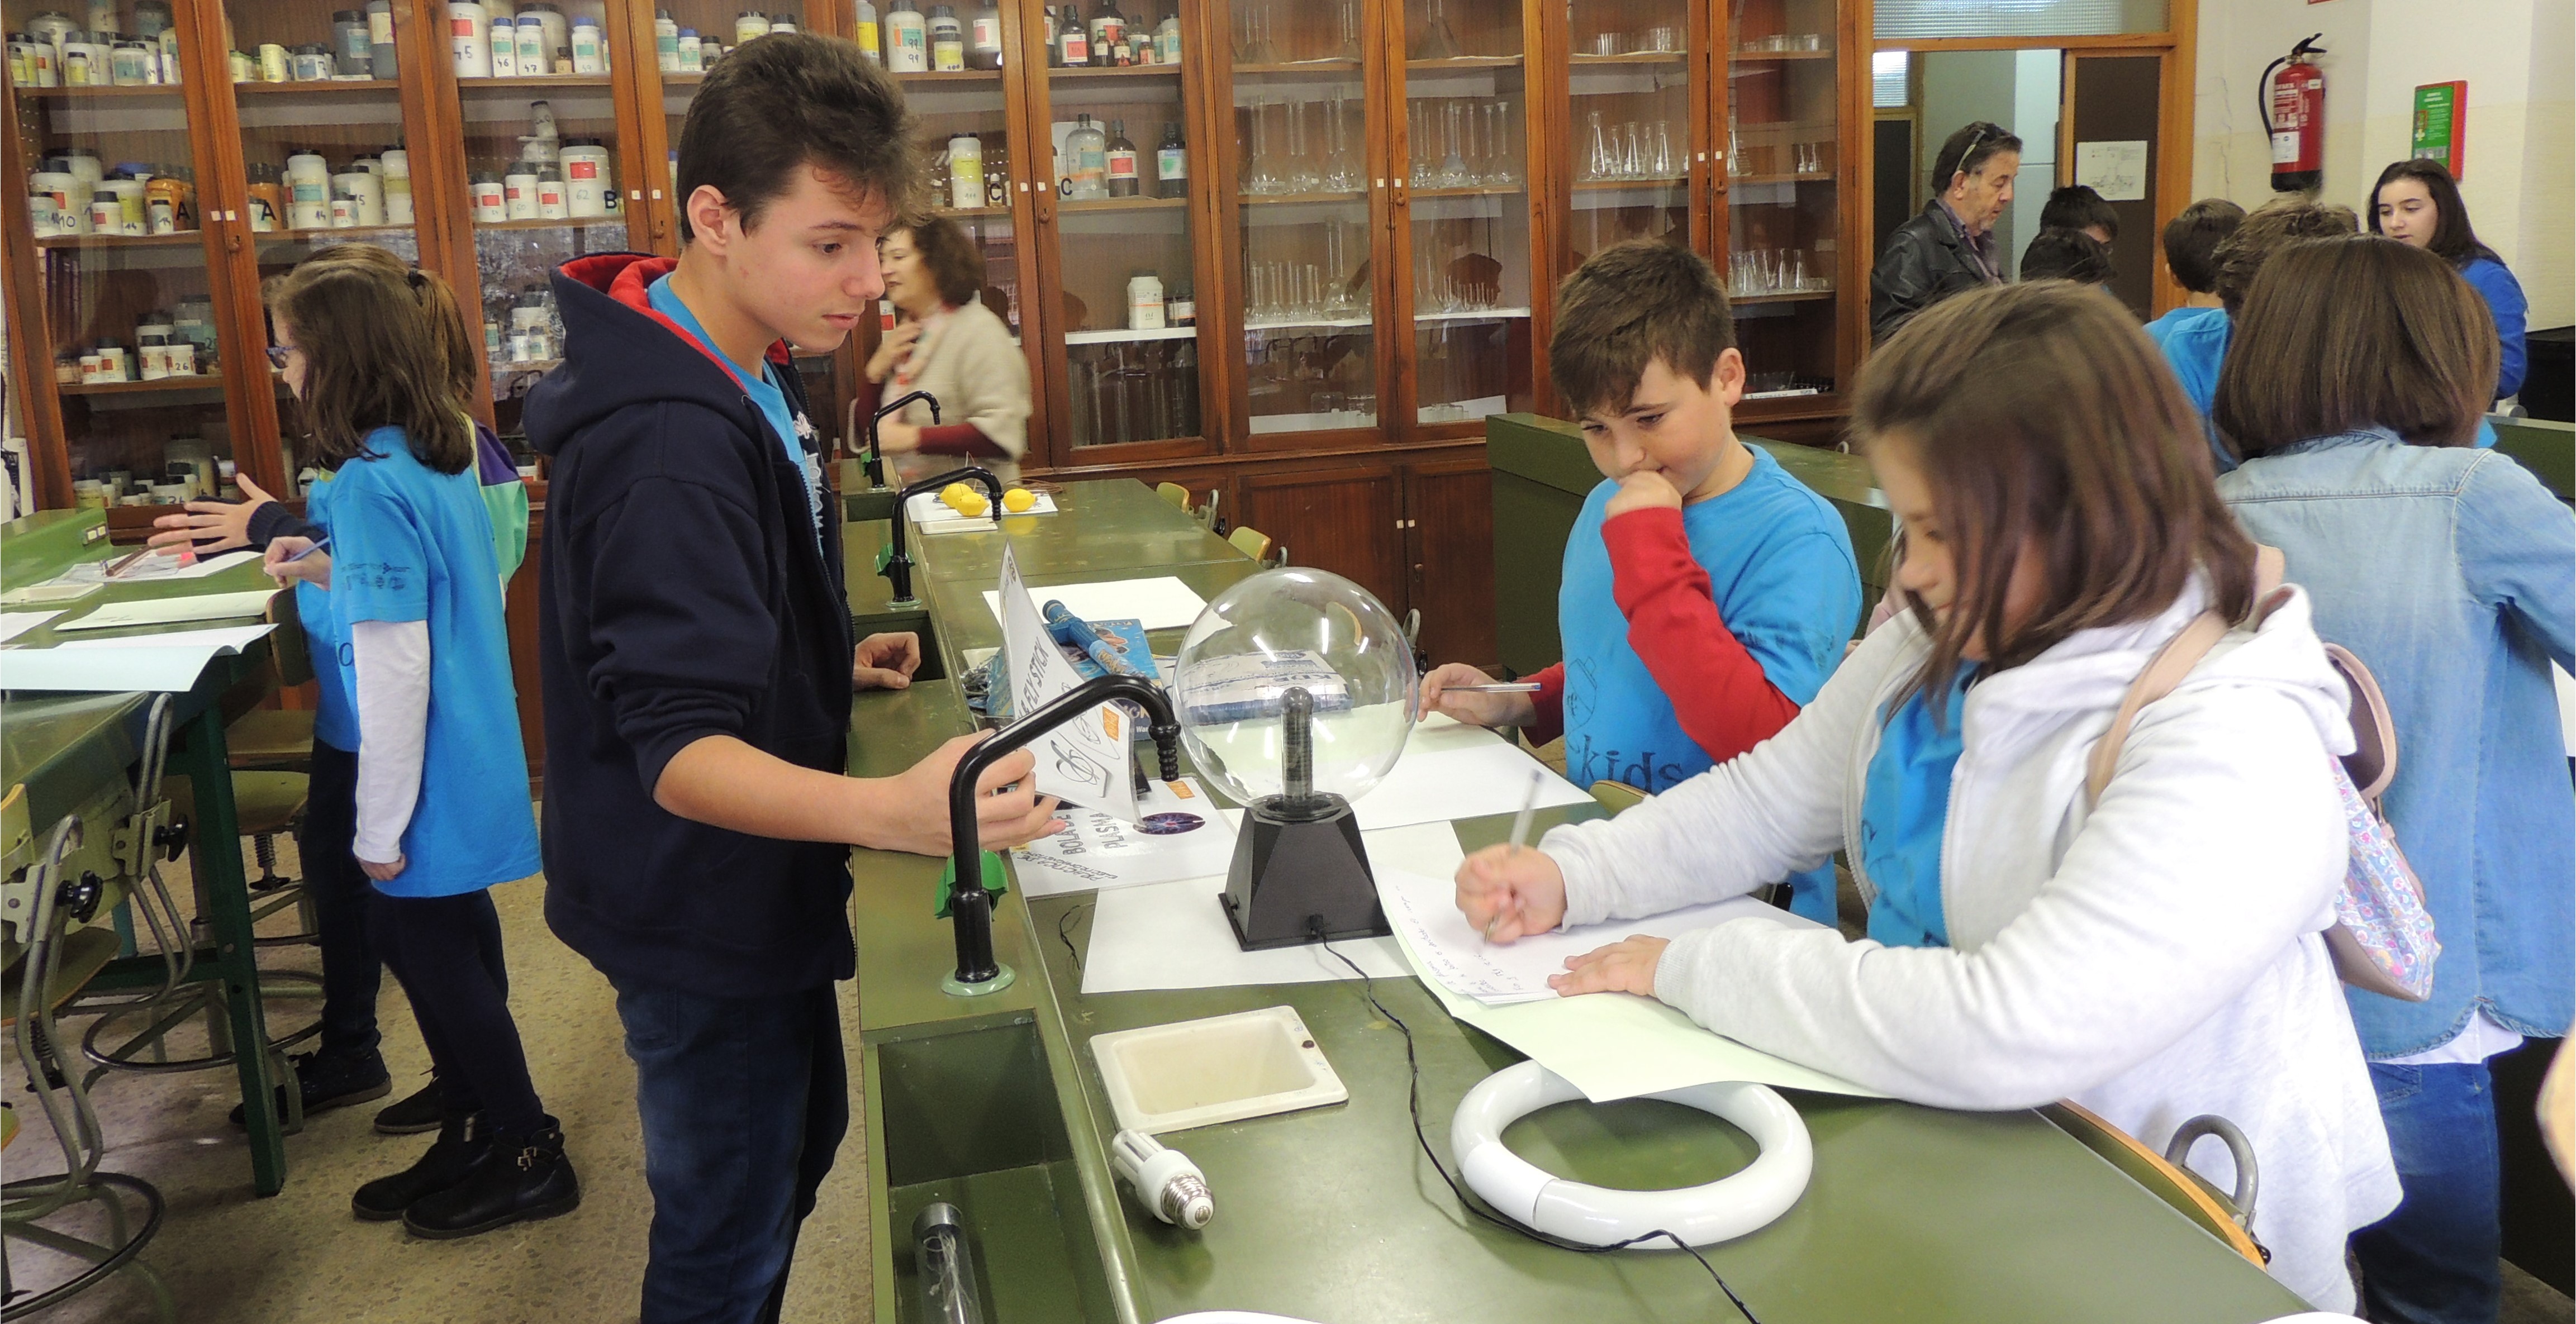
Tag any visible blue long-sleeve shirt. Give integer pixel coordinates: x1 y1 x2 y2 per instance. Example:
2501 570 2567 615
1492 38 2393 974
2459 256 2529 400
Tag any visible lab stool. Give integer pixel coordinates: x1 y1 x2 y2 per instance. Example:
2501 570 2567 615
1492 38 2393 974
2046 1101 2267 1269
2 813 175 1323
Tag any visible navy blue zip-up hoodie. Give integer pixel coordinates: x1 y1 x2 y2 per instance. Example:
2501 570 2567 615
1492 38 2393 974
523 253 856 998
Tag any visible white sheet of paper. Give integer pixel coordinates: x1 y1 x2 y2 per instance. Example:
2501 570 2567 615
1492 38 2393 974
1080 871 1409 994
3 624 274 693
2075 140 2150 201
999 542 1140 823
1380 892 1888 1102
1014 778 1238 897
48 550 258 585
906 489 1057 522
1377 868 1788 1006
53 588 277 632
983 575 1208 632
1349 739 1591 832
1 581 101 608
0 611 63 644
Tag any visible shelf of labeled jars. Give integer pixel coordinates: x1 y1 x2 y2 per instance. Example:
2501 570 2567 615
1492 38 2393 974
457 74 613 91
1056 196 1187 213
59 373 225 396
34 230 207 249
231 77 401 94
12 83 185 99
253 223 419 243
473 216 628 231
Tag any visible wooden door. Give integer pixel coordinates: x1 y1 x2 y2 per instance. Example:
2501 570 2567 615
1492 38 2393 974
1236 461 1403 609
2062 51 2163 321
1401 455 1495 666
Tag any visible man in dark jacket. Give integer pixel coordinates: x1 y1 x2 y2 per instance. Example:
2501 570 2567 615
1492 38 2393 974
1869 121 2022 343
522 34 1059 1324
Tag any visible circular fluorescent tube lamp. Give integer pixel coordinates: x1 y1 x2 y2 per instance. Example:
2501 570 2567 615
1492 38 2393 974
1452 1061 1813 1248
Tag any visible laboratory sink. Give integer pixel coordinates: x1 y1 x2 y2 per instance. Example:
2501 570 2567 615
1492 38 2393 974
871 1020 1117 1323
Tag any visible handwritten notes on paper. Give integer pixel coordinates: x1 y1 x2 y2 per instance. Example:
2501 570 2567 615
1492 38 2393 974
999 541 1140 823
2075 140 2149 202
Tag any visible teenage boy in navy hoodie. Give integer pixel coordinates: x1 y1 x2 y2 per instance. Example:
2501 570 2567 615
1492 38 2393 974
522 35 1059 1323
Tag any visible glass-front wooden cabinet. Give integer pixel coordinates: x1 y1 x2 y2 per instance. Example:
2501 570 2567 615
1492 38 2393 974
1563 0 1698 265
1722 0 1848 412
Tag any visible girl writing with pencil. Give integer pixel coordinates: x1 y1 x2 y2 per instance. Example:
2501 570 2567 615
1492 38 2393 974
260 250 574 1238
1455 283 2397 1311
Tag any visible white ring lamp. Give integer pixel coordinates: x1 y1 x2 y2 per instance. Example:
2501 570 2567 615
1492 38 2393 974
1452 1061 1813 1249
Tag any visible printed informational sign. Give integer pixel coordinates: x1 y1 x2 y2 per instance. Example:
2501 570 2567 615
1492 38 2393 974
2412 81 2467 178
999 542 1142 823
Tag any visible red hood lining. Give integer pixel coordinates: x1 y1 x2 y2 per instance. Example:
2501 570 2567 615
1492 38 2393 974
563 253 797 391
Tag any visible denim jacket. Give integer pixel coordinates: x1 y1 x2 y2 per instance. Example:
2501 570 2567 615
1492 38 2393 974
2219 428 2575 1056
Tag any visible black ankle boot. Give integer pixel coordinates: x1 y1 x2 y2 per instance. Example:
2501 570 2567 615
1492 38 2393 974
352 1112 490 1222
401 1116 579 1240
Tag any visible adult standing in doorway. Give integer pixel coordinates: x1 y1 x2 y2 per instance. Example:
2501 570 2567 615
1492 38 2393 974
2369 159 2529 403
1869 121 2021 343
861 215 1031 487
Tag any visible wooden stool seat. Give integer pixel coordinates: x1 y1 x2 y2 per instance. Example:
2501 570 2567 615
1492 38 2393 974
224 708 316 771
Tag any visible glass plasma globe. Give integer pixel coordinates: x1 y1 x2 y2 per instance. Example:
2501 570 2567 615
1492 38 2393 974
1172 567 1419 811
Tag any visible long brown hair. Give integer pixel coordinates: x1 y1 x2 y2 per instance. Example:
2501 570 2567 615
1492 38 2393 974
269 249 473 474
2216 235 2496 456
1853 282 2257 703
298 242 481 401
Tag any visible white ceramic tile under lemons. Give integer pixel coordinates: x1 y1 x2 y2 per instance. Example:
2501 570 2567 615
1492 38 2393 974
1090 1006 1347 1135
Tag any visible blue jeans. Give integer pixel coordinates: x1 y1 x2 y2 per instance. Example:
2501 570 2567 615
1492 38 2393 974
2352 1061 2502 1324
612 979 847 1324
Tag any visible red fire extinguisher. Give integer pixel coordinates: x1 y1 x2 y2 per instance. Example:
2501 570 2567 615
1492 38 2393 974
2261 35 2328 193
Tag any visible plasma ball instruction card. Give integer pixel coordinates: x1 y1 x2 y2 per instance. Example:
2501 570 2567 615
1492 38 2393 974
1012 778 1241 897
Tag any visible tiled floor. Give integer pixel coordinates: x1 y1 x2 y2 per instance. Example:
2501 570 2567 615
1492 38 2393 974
1 849 873 1323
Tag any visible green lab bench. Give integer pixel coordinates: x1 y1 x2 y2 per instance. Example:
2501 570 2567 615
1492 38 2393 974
839 478 2307 1323
2493 416 2575 503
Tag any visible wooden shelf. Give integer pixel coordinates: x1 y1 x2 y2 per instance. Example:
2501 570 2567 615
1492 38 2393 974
457 74 613 91
1730 47 1836 61
255 223 417 242
1414 306 1531 323
931 204 1014 218
1239 190 1367 205
890 69 1003 84
1047 64 1181 79
1403 55 1523 70
474 216 629 231
1729 289 1836 304
1573 177 1686 190
232 78 400 94
1729 172 1834 187
1057 196 1186 213
1570 52 1687 65
1065 326 1197 345
13 83 183 99
34 230 206 249
1231 60 1364 74
60 375 225 396
1407 184 1525 198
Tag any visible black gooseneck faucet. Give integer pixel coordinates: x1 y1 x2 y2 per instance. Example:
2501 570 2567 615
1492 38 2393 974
942 674 1182 996
866 389 940 490
881 466 1005 607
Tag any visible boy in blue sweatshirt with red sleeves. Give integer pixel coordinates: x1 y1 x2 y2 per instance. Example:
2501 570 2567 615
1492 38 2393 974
523 35 1060 1323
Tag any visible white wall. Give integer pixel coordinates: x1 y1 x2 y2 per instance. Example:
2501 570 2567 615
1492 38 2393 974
2193 0 2574 327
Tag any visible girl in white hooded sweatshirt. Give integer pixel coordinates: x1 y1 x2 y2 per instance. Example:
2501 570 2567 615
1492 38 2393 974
1457 282 2399 1312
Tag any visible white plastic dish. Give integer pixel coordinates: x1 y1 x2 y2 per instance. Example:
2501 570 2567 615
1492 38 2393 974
1091 1006 1347 1135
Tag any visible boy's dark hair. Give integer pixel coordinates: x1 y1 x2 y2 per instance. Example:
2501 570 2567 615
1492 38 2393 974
270 254 474 475
2212 200 2359 316
2018 227 2116 284
1931 121 2021 198
891 215 985 308
2159 198 2245 293
675 32 920 242
1854 282 2256 708
1548 240 1736 417
2366 158 2501 266
2217 235 2496 458
2040 184 2119 241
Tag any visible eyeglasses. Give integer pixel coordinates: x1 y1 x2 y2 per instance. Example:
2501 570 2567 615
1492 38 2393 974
265 343 300 370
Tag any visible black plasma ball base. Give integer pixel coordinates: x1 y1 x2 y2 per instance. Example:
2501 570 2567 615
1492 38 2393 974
1218 793 1391 951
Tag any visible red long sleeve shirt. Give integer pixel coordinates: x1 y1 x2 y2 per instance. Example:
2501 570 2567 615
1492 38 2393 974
1522 506 1804 761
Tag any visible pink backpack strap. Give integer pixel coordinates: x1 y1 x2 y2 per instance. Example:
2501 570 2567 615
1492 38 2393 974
2083 548 2288 809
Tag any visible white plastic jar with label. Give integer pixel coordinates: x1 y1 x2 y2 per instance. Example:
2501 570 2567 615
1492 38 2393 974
286 150 332 229
561 141 611 217
504 164 540 220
